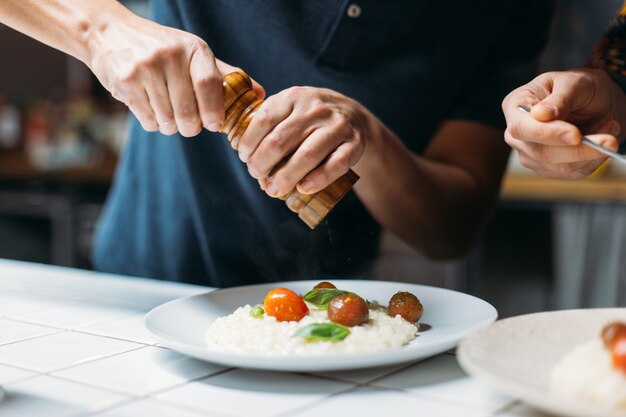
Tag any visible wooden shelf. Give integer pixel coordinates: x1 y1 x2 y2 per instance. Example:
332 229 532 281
0 148 117 185
501 172 626 203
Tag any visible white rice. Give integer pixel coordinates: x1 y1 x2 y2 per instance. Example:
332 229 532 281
206 303 418 356
550 339 626 410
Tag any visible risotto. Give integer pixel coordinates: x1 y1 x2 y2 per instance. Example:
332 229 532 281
550 322 626 410
206 283 420 356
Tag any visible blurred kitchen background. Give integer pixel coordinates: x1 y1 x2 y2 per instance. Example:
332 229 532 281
0 1 623 317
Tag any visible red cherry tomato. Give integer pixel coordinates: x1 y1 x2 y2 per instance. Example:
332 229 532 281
601 322 626 372
613 338 626 372
263 288 309 322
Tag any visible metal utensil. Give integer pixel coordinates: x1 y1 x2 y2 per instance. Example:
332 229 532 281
517 104 626 164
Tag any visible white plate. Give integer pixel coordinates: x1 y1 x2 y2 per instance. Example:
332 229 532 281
145 280 496 372
458 308 626 417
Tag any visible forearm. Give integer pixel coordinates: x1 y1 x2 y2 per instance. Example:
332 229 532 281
0 0 132 64
353 117 508 259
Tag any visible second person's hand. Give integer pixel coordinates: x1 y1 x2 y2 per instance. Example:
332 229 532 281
502 68 626 179
85 7 264 137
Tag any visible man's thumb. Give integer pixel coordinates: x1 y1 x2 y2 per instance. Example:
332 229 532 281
531 92 573 123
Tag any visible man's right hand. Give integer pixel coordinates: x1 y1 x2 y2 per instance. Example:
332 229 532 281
502 68 626 179
86 10 264 137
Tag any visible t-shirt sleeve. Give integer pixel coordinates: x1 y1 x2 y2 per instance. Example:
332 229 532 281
447 1 555 129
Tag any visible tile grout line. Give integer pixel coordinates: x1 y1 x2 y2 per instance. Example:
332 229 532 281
71 328 155 346
148 390 243 417
137 366 237 399
488 400 522 416
0 316 65 330
0 330 65 349
0 337 147 377
44 339 148 374
374 385 514 414
51 362 235 400
75 396 139 417
270 384 362 417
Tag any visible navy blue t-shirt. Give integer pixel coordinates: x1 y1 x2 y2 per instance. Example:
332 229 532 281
93 0 553 286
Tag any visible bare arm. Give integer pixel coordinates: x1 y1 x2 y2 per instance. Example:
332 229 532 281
0 0 264 136
353 116 509 259
238 86 509 259
0 0 123 63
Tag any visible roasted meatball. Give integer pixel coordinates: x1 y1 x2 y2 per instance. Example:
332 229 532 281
328 293 369 327
388 291 423 323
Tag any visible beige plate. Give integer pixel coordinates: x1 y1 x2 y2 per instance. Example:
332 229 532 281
458 309 626 417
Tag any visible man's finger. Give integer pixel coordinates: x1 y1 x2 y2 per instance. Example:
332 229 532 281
144 80 177 135
237 94 293 163
506 109 581 146
165 59 202 138
505 131 608 163
127 89 160 132
191 51 225 132
532 72 596 122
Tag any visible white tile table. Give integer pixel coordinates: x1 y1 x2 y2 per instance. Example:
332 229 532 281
0 259 551 417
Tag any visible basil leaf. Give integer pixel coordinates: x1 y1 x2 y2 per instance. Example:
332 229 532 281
293 323 351 342
250 305 265 318
302 289 349 309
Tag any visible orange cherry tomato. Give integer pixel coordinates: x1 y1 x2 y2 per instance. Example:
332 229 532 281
613 338 626 372
263 288 309 322
601 322 626 372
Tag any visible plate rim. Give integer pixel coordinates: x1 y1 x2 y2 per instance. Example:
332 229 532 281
458 308 626 417
145 279 498 372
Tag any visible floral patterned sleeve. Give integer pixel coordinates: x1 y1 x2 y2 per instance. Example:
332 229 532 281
590 2 626 91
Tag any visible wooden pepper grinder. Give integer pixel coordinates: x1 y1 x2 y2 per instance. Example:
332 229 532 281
221 72 359 229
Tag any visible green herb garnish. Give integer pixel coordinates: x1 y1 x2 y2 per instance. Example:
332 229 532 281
250 305 265 318
293 323 351 342
302 288 350 309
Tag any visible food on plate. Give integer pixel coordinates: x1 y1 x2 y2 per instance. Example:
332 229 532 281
388 291 423 323
206 282 423 355
327 293 369 327
313 281 337 289
263 287 309 322
602 322 626 372
550 321 626 410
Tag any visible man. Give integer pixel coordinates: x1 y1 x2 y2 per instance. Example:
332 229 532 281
1 1 552 286
503 3 626 179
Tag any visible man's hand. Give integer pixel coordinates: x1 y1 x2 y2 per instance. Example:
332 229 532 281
502 68 626 179
237 87 368 197
86 11 264 137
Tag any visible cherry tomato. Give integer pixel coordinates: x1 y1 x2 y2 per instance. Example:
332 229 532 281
328 293 369 327
313 281 336 289
602 322 626 372
602 322 626 348
263 288 309 322
613 338 626 372
388 291 423 323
